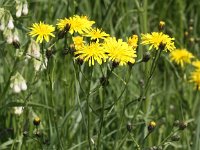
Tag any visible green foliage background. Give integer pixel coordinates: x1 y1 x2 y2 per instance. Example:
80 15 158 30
0 0 200 149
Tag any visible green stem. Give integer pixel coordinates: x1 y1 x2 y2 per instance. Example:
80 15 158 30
129 133 141 150
86 67 93 149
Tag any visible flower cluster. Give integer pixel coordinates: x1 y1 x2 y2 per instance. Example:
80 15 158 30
28 16 178 67
10 72 27 93
169 47 200 90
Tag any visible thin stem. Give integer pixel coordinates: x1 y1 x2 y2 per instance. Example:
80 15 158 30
129 133 141 150
86 67 93 150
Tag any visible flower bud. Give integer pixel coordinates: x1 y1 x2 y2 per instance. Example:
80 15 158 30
7 19 14 30
126 122 132 132
33 117 41 126
142 52 151 62
148 121 156 132
171 134 180 141
179 121 187 130
158 21 165 31
22 3 28 15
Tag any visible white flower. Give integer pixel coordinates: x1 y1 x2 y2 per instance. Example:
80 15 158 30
27 40 40 59
13 84 21 93
7 34 13 44
14 107 23 115
13 34 19 42
20 81 27 91
22 3 28 15
16 9 22 18
10 72 27 93
7 19 14 30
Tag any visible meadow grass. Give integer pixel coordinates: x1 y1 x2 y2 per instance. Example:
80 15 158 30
0 0 200 149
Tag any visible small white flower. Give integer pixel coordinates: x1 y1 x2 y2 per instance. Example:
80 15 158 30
27 40 40 59
16 9 22 18
20 81 27 91
10 72 27 93
22 3 28 15
7 19 14 30
14 107 23 115
7 35 13 44
13 34 20 42
13 84 21 93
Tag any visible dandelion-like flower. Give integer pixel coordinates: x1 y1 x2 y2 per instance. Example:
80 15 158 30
29 22 55 43
141 32 176 52
127 34 138 50
75 42 107 66
72 36 85 50
103 37 137 66
170 49 194 68
192 60 200 71
57 15 95 34
190 70 200 90
84 28 109 40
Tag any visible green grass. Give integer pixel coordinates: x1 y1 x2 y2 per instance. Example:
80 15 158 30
0 0 200 149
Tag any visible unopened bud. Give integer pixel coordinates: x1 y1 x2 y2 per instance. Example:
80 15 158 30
33 117 41 126
179 121 187 130
171 135 180 141
158 21 165 31
142 52 151 62
148 121 156 132
127 122 132 132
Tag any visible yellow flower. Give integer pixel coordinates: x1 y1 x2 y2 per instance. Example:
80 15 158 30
84 28 109 40
192 60 200 71
57 15 95 34
72 36 85 50
190 70 200 90
141 32 176 52
170 49 194 68
75 42 107 66
103 37 137 66
127 34 138 50
29 22 55 43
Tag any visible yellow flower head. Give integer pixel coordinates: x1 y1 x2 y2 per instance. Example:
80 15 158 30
75 42 107 66
57 15 95 34
72 36 85 50
127 34 138 50
190 70 200 90
29 22 55 43
170 49 194 68
84 28 109 40
141 32 176 52
192 60 200 71
103 37 137 66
